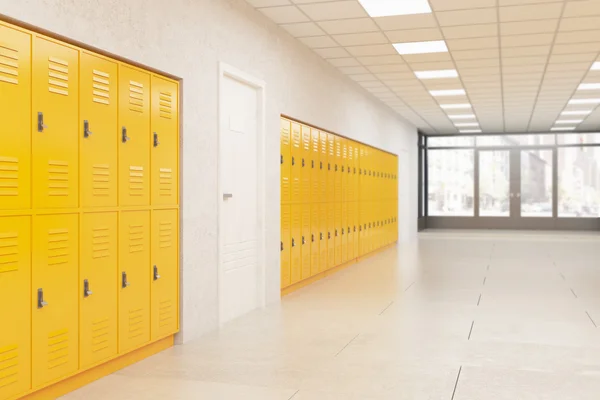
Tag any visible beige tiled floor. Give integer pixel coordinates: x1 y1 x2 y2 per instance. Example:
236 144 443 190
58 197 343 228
63 231 600 399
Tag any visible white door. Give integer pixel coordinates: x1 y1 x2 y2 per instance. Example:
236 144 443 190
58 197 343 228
219 74 260 325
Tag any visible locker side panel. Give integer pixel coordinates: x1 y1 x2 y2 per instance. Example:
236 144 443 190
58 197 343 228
280 119 291 205
280 204 291 288
301 204 311 280
80 212 118 369
0 25 31 210
290 205 302 284
310 204 319 276
0 216 31 400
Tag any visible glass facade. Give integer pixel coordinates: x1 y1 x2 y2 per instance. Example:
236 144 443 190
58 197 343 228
428 149 474 216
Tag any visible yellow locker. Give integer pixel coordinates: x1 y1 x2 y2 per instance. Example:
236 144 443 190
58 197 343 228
301 125 311 204
334 137 342 204
310 128 320 204
80 53 118 208
0 216 31 400
301 204 311 280
0 25 31 210
359 145 367 203
327 133 335 203
151 76 179 206
319 131 327 203
281 204 291 288
327 203 335 269
347 142 354 202
354 142 361 205
341 138 347 203
281 119 291 205
310 204 320 276
354 201 360 258
151 209 179 340
341 202 348 264
290 205 302 284
32 37 79 209
118 211 150 353
334 202 342 266
347 202 354 261
32 214 78 388
318 204 327 273
80 212 118 369
118 65 150 206
291 123 302 204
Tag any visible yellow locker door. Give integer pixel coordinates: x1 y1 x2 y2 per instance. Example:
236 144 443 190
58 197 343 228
151 209 179 340
290 205 301 284
290 123 302 204
301 204 311 280
311 128 320 204
118 65 150 206
310 204 319 276
347 202 354 261
354 143 360 206
0 25 31 210
281 204 291 288
341 202 348 263
118 211 150 353
301 125 311 205
32 214 78 388
347 142 354 203
334 202 342 266
32 37 79 209
80 212 118 369
80 53 118 208
281 119 291 205
318 204 327 273
151 76 179 206
327 133 335 203
0 216 30 400
334 136 342 204
327 203 335 269
341 138 347 203
319 131 327 203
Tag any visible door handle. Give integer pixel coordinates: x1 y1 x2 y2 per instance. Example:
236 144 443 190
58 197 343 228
37 288 48 308
122 272 130 288
37 112 48 132
153 132 160 147
83 120 93 138
223 193 233 200
153 265 161 281
83 279 93 297
122 127 130 143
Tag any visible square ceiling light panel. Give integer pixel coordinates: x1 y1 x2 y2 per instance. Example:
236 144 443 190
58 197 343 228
561 110 592 116
591 62 600 70
555 119 583 124
441 104 471 110
455 122 479 127
415 69 458 79
569 98 600 105
430 89 466 97
449 114 476 119
394 40 448 55
551 127 576 131
578 83 600 90
358 0 432 18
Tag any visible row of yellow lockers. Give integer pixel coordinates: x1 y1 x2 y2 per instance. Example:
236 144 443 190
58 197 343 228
281 119 398 205
281 201 398 288
0 210 178 400
0 22 179 211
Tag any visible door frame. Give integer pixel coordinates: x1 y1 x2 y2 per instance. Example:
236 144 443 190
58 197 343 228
217 62 267 326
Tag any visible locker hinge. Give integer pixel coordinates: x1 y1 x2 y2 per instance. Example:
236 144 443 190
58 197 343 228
122 272 130 288
37 112 48 132
83 120 93 138
122 127 131 143
154 265 161 281
83 279 93 297
154 132 160 147
37 288 48 308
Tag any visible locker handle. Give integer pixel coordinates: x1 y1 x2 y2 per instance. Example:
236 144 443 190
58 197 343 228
292 238 296 247
122 272 130 288
37 112 48 132
320 232 323 240
311 234 315 242
154 265 161 281
281 241 283 251
312 160 315 168
302 158 305 168
83 279 93 297
154 132 160 147
281 155 283 165
292 157 295 166
335 164 338 172
83 120 93 138
302 236 306 245
335 229 338 237
342 228 344 235
122 127 131 143
328 232 331 239
320 161 323 170
37 288 48 308
328 163 331 171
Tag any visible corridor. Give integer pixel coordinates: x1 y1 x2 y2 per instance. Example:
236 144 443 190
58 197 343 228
64 231 600 399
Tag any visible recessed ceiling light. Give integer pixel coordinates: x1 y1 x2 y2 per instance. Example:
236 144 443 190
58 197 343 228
561 110 592 116
394 40 448 55
551 127 576 131
415 69 458 80
358 0 432 17
569 98 600 105
441 104 471 110
430 89 466 97
555 119 583 124
591 62 600 71
578 83 600 90
448 114 476 120
454 122 479 127
459 129 481 133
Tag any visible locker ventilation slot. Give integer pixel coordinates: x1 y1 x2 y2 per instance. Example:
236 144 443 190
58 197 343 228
129 80 144 113
91 318 110 353
159 299 173 327
159 91 173 119
92 69 110 105
0 231 18 273
128 309 144 339
47 329 69 369
48 228 69 266
0 345 18 389
129 166 144 196
0 156 19 198
159 221 173 248
0 45 19 85
129 224 144 253
159 168 172 197
92 164 110 197
48 160 69 197
48 57 69 96
92 227 110 259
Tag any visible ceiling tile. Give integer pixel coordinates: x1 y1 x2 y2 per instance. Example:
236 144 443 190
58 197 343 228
552 42 600 55
367 64 411 73
348 73 378 82
318 18 379 35
313 47 350 58
502 56 547 66
401 53 453 63
298 1 368 20
502 45 551 57
442 24 498 40
385 28 443 43
338 66 370 74
248 0 290 6
281 22 325 37
429 0 496 11
559 16 600 32
345 44 397 56
501 33 554 47
499 3 563 22
332 32 389 46
374 14 437 31
456 58 500 68
328 57 361 67
452 49 500 61
357 55 405 65
549 53 598 64
409 61 456 70
259 5 309 23
437 9 498 27
500 19 559 36
555 30 600 45
563 0 600 18
298 35 339 48
447 37 499 51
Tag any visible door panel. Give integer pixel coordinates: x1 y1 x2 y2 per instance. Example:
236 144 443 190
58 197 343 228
301 204 311 280
301 125 311 205
32 37 79 209
319 131 327 202
341 138 347 203
32 214 78 388
290 205 301 284
281 204 291 288
281 119 291 205
334 202 342 266
118 65 150 206
311 128 320 204
334 137 342 204
347 202 354 260
319 204 327 273
342 202 348 263
290 123 301 204
80 212 117 369
0 216 31 399
0 25 31 210
80 53 118 207
151 76 179 206
151 209 179 340
327 134 335 203
327 203 335 269
310 204 319 276
118 211 150 353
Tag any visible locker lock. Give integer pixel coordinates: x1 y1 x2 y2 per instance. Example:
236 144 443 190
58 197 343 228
37 112 48 132
302 158 305 168
83 279 93 297
335 229 338 237
292 238 296 247
320 162 323 170
153 132 160 147
328 163 331 171
328 232 331 239
312 160 315 168
83 120 93 138
320 232 323 240
302 236 306 245
311 234 315 242
122 127 131 143
292 157 295 166
122 272 130 288
281 155 283 165
153 265 161 281
281 241 283 251
37 288 48 309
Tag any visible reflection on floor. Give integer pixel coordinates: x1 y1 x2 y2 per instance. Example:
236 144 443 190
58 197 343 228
63 230 600 399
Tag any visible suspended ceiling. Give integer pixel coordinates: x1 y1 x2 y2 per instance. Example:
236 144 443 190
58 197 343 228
246 0 600 134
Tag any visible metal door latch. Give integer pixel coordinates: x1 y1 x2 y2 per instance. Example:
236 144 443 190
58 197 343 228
122 272 130 288
83 120 93 138
37 112 48 132
83 279 93 297
37 288 48 308
122 127 130 143
153 265 161 281
154 132 160 147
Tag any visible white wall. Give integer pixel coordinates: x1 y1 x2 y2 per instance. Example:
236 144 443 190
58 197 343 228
1 0 418 343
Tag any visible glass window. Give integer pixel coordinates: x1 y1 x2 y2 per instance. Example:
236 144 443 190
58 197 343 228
521 149 553 217
428 149 474 216
557 133 600 145
479 150 510 216
428 136 475 147
476 136 515 147
508 135 555 146
558 147 600 218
